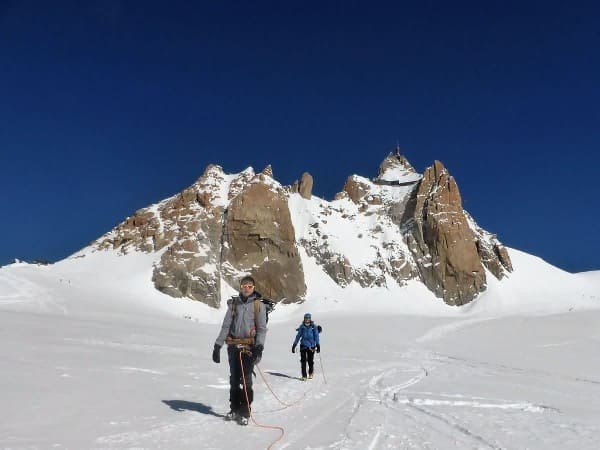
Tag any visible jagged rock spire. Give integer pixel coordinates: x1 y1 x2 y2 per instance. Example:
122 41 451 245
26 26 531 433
299 172 313 199
260 165 274 178
377 151 416 179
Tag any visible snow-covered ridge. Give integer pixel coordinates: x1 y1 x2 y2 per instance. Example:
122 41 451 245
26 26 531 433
377 166 422 183
4 157 598 317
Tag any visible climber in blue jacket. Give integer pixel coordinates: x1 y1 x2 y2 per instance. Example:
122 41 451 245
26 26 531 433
292 313 320 381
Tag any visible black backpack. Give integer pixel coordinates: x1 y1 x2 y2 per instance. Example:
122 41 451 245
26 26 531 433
260 298 275 322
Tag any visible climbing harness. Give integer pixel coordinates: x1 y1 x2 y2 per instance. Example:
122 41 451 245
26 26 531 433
225 336 254 346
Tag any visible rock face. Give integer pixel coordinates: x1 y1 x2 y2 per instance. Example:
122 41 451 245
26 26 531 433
297 155 511 306
95 165 231 306
299 172 313 199
342 176 371 204
404 161 513 305
222 181 306 301
91 153 512 308
94 165 306 306
301 155 421 290
376 152 416 180
407 161 486 305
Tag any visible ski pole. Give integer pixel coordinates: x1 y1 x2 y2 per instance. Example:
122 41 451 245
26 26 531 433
318 352 327 384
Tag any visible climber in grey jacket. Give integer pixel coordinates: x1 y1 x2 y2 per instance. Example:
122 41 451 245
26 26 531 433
212 276 267 424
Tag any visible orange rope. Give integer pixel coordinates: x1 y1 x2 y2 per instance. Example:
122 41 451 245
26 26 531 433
239 350 285 450
255 364 308 407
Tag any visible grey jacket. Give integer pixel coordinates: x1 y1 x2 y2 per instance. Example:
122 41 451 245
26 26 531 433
215 292 267 348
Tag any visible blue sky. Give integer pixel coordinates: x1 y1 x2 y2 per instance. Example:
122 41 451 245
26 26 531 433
1 1 599 272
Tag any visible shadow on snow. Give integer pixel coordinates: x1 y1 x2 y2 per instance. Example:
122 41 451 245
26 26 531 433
264 370 301 380
162 400 225 418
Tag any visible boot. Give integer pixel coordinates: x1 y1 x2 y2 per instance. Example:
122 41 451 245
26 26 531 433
225 410 238 421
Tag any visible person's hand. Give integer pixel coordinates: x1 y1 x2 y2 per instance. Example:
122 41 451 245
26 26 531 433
252 344 264 364
212 344 221 363
292 344 296 353
316 344 320 353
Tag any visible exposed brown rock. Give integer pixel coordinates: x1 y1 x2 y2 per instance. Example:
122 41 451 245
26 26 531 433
299 172 313 199
94 165 228 306
496 244 513 272
152 225 221 307
261 165 274 178
290 180 299 193
301 242 354 286
222 180 306 302
467 213 513 279
342 176 370 203
409 161 486 305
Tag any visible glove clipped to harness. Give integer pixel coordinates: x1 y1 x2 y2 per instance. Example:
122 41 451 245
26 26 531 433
292 344 296 353
316 344 321 353
212 344 221 363
252 344 264 364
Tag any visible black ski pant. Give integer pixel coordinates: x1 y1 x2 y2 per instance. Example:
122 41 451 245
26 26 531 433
300 346 315 378
227 345 254 418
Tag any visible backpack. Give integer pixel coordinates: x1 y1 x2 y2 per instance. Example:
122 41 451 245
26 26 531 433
259 298 276 323
230 296 276 324
295 322 323 334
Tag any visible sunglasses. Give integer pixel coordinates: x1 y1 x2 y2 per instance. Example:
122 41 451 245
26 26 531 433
241 283 254 288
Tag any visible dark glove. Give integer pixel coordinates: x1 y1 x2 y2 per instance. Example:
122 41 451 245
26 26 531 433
316 344 320 353
212 344 221 363
292 344 296 353
252 344 263 364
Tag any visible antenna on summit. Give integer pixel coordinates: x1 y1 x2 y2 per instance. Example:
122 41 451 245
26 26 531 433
395 141 401 156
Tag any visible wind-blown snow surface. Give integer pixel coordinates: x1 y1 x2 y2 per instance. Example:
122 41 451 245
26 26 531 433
1 249 600 449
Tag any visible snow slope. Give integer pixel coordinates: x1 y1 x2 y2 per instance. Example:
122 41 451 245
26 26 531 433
1 248 600 449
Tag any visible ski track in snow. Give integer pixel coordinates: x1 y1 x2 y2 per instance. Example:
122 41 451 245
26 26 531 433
276 328 600 450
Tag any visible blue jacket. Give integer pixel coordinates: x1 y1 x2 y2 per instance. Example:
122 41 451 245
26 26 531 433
293 321 320 348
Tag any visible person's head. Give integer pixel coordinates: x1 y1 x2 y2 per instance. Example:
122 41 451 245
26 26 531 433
240 276 256 296
303 313 311 324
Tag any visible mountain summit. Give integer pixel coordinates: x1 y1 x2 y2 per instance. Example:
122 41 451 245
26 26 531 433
92 153 512 307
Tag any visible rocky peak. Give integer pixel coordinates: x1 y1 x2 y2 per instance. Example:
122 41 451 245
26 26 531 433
375 152 416 179
260 165 274 178
89 153 512 309
406 160 512 305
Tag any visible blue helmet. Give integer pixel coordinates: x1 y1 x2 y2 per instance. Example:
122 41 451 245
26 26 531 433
304 313 311 320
